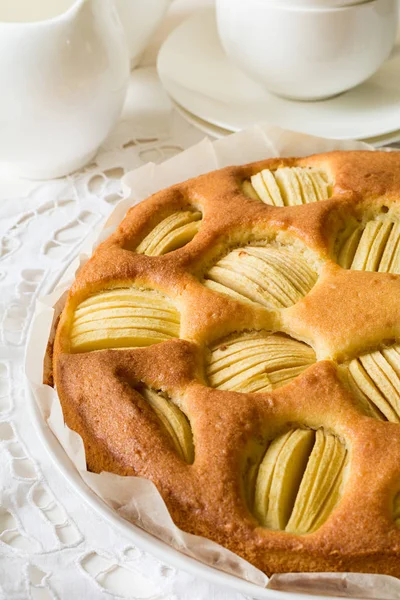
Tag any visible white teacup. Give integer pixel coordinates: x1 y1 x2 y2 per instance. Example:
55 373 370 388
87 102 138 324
216 0 398 101
0 0 129 179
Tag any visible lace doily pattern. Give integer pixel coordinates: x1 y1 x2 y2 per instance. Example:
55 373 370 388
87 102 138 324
0 78 248 598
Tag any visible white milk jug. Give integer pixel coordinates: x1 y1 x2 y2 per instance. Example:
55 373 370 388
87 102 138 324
0 0 129 179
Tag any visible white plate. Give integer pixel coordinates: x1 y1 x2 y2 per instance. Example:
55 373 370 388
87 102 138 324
364 128 400 148
157 9 400 141
172 99 230 138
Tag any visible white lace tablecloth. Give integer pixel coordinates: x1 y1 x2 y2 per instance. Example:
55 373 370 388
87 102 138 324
0 1 251 597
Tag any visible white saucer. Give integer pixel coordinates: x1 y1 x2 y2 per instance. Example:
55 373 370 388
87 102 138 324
157 9 400 141
166 74 400 147
172 90 400 148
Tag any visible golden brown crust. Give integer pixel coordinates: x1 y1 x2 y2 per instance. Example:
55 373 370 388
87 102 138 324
53 151 400 577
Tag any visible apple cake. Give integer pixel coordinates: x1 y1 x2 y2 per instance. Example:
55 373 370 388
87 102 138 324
52 150 400 577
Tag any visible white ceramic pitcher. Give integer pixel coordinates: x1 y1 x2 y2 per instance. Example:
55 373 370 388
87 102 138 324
0 0 129 179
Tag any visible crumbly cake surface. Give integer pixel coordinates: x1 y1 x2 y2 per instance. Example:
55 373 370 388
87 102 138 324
53 151 400 576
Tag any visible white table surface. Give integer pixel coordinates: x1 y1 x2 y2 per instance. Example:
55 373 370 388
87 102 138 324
0 1 253 598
